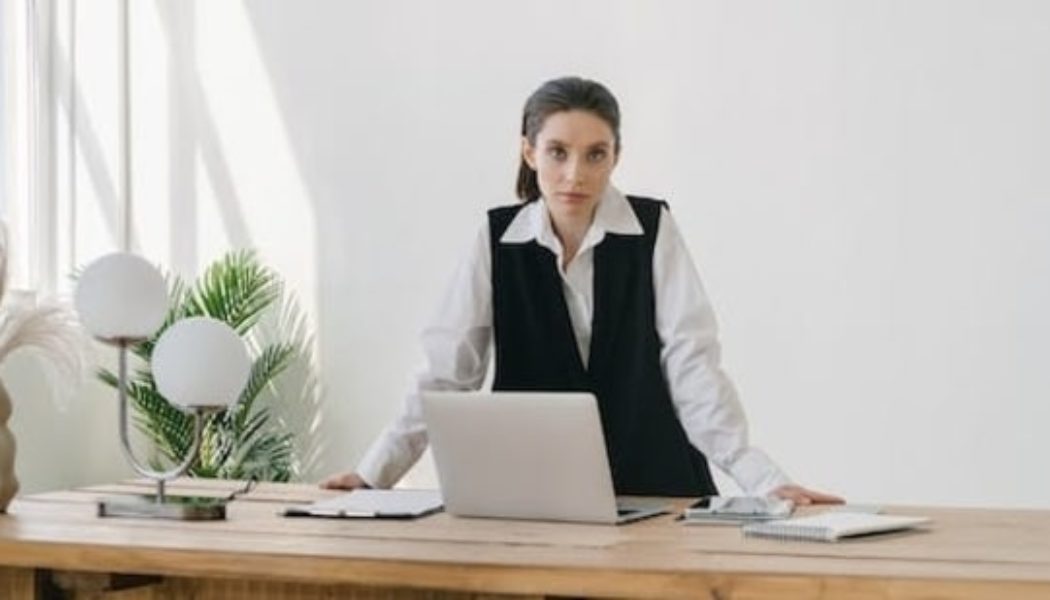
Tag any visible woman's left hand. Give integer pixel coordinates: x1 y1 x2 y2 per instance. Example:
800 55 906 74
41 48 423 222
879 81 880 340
772 484 845 506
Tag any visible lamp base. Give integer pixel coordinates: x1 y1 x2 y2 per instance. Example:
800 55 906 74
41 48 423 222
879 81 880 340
97 494 227 520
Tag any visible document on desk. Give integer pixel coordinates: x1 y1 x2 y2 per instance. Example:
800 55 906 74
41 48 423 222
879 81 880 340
283 489 443 519
742 512 931 542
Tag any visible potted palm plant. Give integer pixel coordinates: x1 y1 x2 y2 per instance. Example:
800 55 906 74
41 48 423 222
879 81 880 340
97 250 314 482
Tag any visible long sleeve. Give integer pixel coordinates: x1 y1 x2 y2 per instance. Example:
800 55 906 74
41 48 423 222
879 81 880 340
355 224 493 488
652 208 792 496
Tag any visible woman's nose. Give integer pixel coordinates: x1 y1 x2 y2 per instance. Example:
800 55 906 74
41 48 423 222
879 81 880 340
563 158 584 184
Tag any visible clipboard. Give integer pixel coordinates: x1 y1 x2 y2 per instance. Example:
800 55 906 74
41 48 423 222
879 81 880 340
282 489 443 520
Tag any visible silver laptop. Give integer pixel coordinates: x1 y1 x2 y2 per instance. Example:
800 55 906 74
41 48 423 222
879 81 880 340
421 391 669 525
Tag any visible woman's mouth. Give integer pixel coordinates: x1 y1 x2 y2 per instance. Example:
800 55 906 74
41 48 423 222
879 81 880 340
557 192 589 203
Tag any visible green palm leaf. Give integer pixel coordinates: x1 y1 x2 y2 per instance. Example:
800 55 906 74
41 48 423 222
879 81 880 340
96 251 307 482
187 250 280 335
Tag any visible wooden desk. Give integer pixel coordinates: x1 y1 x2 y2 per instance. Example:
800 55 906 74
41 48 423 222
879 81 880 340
0 479 1047 599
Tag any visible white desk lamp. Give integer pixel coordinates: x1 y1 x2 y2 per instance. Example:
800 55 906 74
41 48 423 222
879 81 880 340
75 253 250 520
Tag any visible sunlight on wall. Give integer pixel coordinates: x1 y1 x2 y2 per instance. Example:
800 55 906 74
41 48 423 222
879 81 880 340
130 0 172 266
193 1 317 321
74 0 122 260
12 0 324 492
126 0 317 320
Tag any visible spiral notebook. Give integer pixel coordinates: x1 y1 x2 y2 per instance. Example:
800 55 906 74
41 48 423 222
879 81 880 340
742 512 930 542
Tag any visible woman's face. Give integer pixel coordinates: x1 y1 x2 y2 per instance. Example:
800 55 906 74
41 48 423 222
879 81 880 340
523 109 618 221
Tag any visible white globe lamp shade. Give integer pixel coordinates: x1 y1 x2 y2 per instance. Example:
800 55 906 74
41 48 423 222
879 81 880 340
152 317 251 410
75 253 168 342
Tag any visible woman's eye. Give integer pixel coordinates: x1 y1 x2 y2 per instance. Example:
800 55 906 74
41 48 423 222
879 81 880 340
547 147 567 160
588 150 608 162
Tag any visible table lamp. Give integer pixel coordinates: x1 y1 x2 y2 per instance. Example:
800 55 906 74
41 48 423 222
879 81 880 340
75 253 251 520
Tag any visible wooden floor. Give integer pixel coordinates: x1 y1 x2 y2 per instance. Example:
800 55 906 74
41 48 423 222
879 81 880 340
0 478 1048 599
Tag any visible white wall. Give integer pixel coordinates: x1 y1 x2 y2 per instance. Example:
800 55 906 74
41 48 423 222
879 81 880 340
8 0 1050 508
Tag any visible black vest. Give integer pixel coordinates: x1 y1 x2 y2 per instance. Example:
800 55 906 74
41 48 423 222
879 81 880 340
488 196 718 497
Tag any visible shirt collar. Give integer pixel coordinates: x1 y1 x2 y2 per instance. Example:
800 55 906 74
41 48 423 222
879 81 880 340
499 185 644 248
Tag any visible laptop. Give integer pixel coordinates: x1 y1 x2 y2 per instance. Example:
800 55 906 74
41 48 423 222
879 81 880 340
421 391 669 525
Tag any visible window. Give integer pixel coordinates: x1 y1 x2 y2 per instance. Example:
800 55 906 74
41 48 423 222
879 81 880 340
2 0 70 296
2 0 40 293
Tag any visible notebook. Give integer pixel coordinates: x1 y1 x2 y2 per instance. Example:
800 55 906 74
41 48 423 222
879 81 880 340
742 511 931 542
282 489 443 519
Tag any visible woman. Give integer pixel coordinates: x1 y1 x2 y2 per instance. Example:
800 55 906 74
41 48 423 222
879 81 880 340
324 76 842 504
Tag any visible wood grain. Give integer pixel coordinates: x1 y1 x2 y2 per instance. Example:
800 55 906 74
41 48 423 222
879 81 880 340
0 479 1046 599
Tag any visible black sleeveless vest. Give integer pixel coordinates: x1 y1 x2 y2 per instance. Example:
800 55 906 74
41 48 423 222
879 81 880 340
488 196 719 497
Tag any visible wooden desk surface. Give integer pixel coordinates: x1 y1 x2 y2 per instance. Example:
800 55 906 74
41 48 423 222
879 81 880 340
1 478 1048 599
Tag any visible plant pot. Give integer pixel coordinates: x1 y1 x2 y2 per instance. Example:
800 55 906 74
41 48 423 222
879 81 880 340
0 378 18 512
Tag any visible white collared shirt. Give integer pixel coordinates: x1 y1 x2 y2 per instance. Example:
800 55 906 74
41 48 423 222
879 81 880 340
356 186 792 495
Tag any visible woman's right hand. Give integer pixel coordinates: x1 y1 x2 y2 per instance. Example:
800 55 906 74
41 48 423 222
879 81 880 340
319 472 371 490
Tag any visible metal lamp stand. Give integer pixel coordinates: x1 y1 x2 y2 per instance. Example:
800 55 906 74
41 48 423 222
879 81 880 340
96 341 227 520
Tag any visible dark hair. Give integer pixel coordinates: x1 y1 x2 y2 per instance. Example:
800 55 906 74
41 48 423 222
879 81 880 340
515 77 621 202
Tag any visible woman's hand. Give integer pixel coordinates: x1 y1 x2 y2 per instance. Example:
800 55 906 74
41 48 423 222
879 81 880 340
320 472 371 490
772 484 844 506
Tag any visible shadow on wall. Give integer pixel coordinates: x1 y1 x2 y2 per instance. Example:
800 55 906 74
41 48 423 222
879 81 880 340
153 0 327 482
252 292 327 481
31 0 330 486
